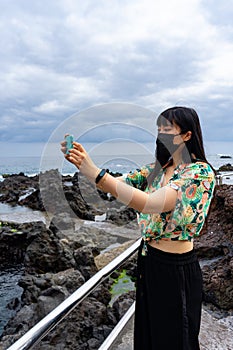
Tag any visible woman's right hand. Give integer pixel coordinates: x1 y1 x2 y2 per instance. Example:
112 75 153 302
60 134 73 162
60 136 100 184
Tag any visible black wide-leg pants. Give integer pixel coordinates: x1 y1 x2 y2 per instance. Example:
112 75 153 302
134 241 203 350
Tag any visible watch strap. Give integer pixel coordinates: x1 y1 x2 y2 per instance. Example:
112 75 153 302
95 169 109 184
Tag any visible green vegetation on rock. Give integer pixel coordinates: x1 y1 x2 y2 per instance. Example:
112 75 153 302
109 269 135 306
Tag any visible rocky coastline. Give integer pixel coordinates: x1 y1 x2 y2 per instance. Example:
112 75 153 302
0 170 233 349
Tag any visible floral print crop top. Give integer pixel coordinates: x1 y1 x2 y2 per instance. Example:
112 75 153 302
124 161 216 255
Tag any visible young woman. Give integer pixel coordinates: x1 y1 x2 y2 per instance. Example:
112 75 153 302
61 106 216 350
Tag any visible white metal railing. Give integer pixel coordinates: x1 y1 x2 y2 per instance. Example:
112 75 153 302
6 238 141 350
216 173 233 185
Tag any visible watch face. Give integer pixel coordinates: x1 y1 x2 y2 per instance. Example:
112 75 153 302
95 169 106 183
99 169 106 177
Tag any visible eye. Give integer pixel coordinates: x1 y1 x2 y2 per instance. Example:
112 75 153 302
157 125 173 133
164 126 172 132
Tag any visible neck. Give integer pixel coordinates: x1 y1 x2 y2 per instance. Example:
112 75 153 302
171 151 183 168
172 145 195 167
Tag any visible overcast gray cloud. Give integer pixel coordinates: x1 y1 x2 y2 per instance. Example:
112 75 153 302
0 0 233 147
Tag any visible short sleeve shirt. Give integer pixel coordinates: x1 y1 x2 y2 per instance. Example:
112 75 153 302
124 161 216 243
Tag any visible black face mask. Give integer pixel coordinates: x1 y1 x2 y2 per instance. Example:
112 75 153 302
155 133 182 167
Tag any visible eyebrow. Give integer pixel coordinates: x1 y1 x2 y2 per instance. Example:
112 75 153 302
157 125 173 129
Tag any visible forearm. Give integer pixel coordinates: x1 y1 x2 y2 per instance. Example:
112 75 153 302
97 173 176 213
97 173 146 211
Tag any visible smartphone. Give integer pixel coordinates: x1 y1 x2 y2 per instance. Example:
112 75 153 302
65 135 74 154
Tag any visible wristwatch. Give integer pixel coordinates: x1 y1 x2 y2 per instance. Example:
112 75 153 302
95 169 109 184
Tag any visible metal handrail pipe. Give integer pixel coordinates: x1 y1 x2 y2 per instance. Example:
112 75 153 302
216 172 233 185
220 172 233 177
7 238 141 350
98 302 135 350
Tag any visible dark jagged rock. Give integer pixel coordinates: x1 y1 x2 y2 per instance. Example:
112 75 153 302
24 228 76 274
49 212 76 234
39 170 104 220
218 163 233 171
0 221 47 265
201 255 233 309
74 246 99 281
106 206 137 226
19 189 44 211
0 174 39 206
194 184 233 310
0 220 117 349
112 291 136 320
2 172 26 178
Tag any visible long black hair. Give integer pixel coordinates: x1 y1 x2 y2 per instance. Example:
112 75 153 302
145 106 213 188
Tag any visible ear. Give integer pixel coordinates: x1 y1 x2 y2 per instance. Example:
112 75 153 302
183 131 192 142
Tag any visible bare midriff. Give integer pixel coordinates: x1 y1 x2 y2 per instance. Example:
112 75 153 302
148 239 193 254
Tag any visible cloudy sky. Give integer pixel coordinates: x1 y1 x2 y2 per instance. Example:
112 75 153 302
0 0 233 156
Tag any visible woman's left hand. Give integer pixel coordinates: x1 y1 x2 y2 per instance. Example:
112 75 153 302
67 142 100 184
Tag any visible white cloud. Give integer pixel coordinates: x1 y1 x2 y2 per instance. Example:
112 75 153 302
200 49 233 84
33 100 67 114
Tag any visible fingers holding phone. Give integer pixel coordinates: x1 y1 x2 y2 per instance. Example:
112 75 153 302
61 135 83 169
60 134 74 156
